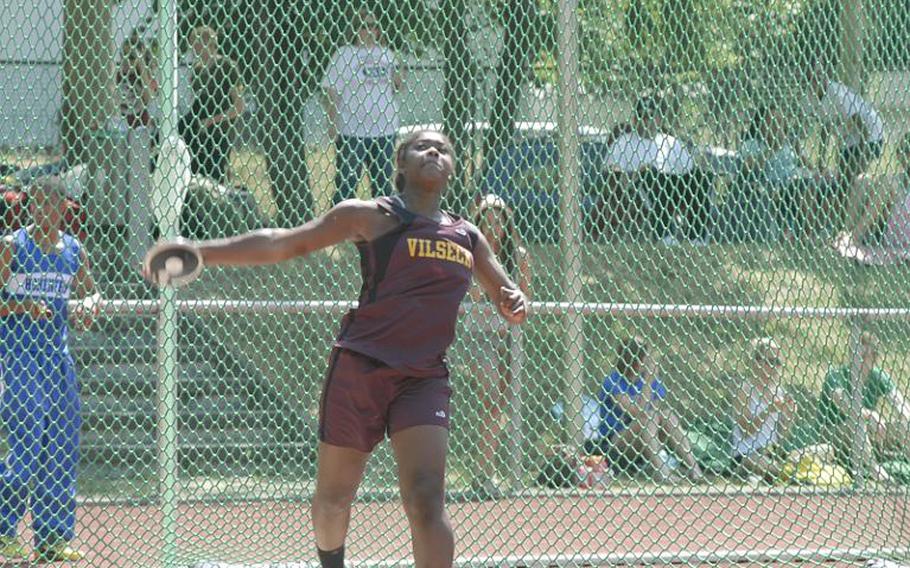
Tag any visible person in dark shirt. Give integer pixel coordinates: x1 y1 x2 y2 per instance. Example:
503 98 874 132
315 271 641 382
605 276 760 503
179 25 245 183
144 130 528 568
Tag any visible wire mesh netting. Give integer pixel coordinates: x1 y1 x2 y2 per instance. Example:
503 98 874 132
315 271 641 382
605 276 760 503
0 0 908 566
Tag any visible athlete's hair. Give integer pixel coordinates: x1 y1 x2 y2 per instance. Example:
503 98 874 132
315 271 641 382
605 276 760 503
393 130 454 192
472 194 517 277
616 336 648 379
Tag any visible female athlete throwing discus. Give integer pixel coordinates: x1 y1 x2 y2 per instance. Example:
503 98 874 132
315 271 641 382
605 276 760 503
143 130 528 568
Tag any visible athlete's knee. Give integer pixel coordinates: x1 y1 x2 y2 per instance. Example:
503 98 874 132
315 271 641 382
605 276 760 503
400 473 446 527
312 485 357 520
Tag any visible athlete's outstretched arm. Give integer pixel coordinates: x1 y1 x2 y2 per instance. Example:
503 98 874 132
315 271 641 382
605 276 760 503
196 200 373 267
473 233 528 325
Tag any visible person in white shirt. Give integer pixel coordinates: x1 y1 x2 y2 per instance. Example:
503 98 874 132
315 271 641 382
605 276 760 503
836 133 910 265
730 338 797 483
322 9 403 205
604 102 659 241
807 66 884 232
607 96 710 245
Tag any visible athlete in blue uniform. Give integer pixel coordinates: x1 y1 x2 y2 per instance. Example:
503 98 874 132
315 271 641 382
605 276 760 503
0 177 101 562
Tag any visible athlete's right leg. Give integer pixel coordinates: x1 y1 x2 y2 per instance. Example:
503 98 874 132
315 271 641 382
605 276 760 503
314 348 392 566
386 373 454 568
311 442 370 566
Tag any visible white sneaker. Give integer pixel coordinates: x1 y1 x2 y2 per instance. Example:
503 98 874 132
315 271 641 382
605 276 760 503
866 559 910 568
661 235 679 247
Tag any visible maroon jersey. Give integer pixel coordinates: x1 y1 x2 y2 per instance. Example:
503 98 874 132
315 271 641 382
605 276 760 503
335 195 480 376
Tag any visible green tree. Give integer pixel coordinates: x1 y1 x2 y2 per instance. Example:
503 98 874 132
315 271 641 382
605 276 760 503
661 0 704 72
485 0 543 159
441 0 477 214
181 0 436 222
62 0 114 163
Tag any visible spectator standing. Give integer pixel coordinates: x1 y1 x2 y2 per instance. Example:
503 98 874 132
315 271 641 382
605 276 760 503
179 25 245 183
117 31 158 130
322 8 402 205
463 194 531 499
806 65 884 233
0 177 102 562
844 133 910 251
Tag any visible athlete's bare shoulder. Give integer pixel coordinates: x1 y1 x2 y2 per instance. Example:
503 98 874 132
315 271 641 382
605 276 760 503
332 198 401 243
458 219 485 250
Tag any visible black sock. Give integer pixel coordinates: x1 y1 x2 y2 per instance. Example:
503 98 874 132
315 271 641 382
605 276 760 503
318 545 345 568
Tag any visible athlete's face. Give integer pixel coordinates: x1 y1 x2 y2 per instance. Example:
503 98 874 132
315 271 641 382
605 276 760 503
400 132 455 191
30 190 65 232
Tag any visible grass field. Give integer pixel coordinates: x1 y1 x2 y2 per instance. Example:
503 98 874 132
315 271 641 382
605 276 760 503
8 141 907 491
169 143 910 487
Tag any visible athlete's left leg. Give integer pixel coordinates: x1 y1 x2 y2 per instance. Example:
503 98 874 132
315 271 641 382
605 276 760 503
391 425 453 568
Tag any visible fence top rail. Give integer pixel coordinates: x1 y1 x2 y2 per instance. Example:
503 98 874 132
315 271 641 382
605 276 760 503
86 299 910 320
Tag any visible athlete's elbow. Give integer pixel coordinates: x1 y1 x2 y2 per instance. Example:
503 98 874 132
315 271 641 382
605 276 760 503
269 230 312 263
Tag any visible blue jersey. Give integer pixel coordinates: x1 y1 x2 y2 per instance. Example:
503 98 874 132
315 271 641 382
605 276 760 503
598 369 668 438
1 228 81 356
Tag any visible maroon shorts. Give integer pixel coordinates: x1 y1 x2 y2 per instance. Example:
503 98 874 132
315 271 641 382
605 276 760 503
318 348 452 452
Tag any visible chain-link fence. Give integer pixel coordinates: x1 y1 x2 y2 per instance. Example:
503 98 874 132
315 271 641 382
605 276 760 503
0 0 909 566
